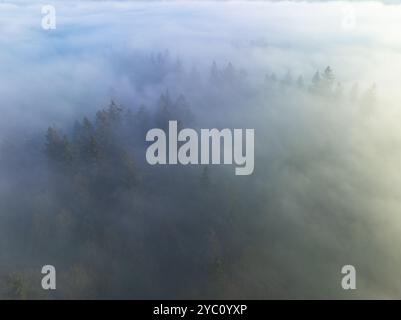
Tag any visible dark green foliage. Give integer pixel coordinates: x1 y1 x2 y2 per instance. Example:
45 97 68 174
45 101 137 199
45 126 73 166
155 91 193 130
1 60 381 299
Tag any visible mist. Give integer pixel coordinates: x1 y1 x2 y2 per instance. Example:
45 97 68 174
1 0 401 299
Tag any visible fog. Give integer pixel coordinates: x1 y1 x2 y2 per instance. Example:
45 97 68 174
1 0 401 299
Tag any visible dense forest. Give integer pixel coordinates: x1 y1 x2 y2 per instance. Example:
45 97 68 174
0 51 385 299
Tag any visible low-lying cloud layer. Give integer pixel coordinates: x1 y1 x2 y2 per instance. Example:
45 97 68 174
1 1 400 129
1 1 401 298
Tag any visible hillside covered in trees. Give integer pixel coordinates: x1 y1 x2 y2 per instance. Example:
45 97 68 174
0 52 388 299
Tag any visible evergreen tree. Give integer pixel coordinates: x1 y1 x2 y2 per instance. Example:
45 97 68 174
312 71 321 86
210 61 220 82
135 105 151 138
323 66 334 83
45 127 73 165
156 91 173 129
297 75 304 89
310 70 321 93
223 62 235 82
281 71 293 86
175 93 193 126
322 66 335 93
107 100 123 124
174 56 183 74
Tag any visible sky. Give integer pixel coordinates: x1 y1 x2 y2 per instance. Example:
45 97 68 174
0 0 401 133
